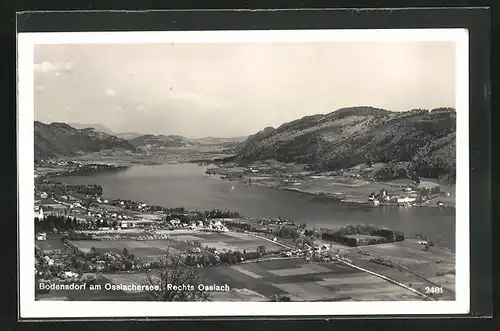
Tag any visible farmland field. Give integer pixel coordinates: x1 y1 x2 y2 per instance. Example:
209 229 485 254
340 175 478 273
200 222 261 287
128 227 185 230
67 229 280 262
41 238 451 302
169 230 283 252
36 239 69 253
348 240 456 300
69 239 185 260
199 259 423 301
42 232 455 302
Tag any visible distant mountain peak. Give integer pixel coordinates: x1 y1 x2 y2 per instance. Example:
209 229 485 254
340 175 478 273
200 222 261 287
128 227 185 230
325 106 391 120
67 122 115 135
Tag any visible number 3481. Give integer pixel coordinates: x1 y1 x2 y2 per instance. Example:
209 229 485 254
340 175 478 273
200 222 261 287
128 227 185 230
425 286 443 294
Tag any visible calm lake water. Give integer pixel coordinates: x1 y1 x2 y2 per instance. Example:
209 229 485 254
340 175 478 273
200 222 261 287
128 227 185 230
57 163 456 249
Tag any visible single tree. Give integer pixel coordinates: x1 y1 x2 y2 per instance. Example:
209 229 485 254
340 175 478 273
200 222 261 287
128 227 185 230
256 245 267 256
144 244 210 301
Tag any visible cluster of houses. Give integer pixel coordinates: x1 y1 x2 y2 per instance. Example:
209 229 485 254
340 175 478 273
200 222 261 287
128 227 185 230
280 243 356 264
36 159 74 167
95 197 109 204
86 210 130 221
110 199 150 211
36 191 49 199
257 217 295 227
99 221 136 230
246 167 260 174
368 188 420 206
35 198 68 216
166 219 228 232
288 242 330 254
282 242 332 258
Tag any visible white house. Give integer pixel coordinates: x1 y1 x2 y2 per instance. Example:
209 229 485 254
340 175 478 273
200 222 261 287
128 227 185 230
34 205 44 220
43 256 54 265
63 271 78 278
170 219 181 227
397 197 416 205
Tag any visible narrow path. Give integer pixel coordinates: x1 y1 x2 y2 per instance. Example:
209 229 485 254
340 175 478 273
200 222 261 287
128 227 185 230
243 230 434 300
239 256 302 264
361 250 455 294
242 231 293 249
340 260 435 301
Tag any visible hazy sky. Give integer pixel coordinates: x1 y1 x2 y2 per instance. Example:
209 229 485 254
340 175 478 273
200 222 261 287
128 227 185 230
34 42 456 138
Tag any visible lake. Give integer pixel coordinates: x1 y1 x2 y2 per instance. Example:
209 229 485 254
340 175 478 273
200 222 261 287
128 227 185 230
57 163 456 249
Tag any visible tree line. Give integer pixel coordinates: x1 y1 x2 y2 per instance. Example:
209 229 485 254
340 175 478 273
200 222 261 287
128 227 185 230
165 209 241 223
37 181 103 196
35 215 87 233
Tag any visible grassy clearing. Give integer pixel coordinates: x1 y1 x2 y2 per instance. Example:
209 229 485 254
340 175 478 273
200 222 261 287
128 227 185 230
69 239 177 260
36 239 68 252
170 231 283 252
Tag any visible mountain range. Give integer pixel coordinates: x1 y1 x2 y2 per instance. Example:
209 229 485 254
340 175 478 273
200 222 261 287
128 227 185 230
34 122 246 158
235 106 456 183
68 123 144 140
128 134 247 149
67 123 116 135
67 122 246 146
34 121 136 160
128 134 195 148
35 106 456 183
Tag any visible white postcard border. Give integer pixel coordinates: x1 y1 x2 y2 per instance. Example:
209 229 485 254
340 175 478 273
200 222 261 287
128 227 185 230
18 29 469 318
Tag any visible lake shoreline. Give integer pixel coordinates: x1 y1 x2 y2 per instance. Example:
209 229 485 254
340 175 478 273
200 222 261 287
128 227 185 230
47 162 456 249
42 160 455 210
40 156 455 209
207 172 456 209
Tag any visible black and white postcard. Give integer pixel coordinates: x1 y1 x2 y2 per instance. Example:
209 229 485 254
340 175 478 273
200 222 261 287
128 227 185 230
18 28 470 318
